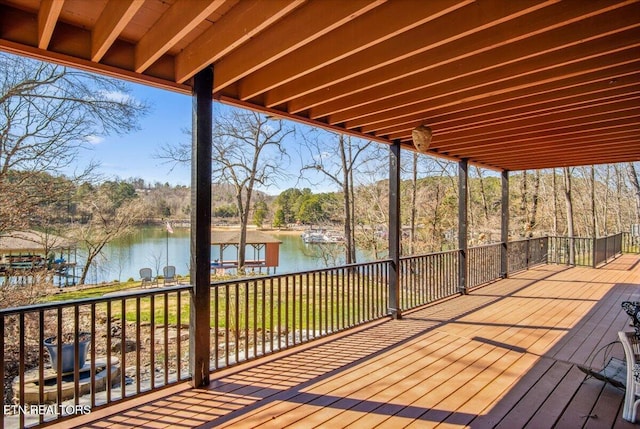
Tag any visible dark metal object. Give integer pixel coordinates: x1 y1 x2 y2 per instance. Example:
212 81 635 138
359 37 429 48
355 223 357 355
458 159 468 294
501 170 510 278
388 141 401 319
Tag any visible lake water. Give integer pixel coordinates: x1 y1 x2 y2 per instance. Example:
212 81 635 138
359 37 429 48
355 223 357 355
79 227 371 284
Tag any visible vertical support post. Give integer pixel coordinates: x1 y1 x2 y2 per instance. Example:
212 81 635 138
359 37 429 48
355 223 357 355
388 141 402 319
458 159 468 294
501 170 509 278
190 66 213 387
592 165 597 268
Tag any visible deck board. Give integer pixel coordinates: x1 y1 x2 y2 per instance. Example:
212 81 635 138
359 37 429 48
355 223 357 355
52 255 640 429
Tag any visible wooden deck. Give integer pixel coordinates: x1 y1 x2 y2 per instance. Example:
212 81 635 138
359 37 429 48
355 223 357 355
56 255 640 428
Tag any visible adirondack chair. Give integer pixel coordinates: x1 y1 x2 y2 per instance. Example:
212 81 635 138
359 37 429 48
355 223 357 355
163 265 177 285
139 267 156 288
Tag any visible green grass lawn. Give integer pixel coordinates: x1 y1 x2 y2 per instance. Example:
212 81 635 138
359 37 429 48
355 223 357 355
37 275 387 332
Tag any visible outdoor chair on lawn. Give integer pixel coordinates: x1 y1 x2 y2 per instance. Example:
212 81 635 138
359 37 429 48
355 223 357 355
163 265 177 285
139 267 156 288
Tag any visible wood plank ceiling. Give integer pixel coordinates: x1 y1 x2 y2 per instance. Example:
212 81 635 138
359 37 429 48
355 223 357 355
1 0 639 171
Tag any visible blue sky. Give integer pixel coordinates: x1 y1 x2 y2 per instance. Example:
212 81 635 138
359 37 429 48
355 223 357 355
80 84 193 187
77 81 347 195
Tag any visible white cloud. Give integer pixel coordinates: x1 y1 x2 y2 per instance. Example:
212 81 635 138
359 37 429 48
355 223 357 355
85 135 104 145
97 90 133 103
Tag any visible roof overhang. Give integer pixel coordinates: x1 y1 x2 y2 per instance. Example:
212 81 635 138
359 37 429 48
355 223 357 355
1 0 639 171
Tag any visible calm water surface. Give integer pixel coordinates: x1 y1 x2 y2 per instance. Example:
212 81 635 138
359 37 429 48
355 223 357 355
79 227 370 284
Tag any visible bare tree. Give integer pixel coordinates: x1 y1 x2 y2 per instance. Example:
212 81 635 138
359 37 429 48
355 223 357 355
407 153 419 254
528 170 541 235
628 162 640 224
552 168 559 235
0 53 148 234
160 109 292 271
563 167 575 264
71 183 147 284
300 132 373 264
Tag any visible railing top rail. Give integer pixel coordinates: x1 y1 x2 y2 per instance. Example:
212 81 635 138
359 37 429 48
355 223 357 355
399 249 459 261
211 258 393 287
467 242 503 250
509 236 548 244
548 232 622 240
0 284 191 316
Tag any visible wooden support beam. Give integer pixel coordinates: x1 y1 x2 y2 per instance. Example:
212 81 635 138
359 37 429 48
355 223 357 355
135 0 225 73
38 0 63 50
92 0 144 62
501 170 509 278
459 159 468 294
190 66 213 388
388 140 401 319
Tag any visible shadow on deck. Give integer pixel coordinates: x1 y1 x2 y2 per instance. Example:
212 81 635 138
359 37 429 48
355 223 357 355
56 255 640 428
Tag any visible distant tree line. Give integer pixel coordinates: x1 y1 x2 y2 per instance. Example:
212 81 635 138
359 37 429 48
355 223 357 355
3 52 640 290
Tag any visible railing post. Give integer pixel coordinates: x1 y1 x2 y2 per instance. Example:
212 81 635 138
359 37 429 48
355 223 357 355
190 66 213 387
501 169 509 277
458 159 468 294
388 141 402 319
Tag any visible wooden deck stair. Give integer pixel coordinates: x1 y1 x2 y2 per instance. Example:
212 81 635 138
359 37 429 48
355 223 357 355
58 255 640 428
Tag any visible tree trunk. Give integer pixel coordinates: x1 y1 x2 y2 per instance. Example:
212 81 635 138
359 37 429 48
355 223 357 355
79 243 106 285
591 166 597 238
628 162 640 224
602 165 610 235
528 170 541 235
236 187 249 271
563 167 575 265
475 166 490 223
339 136 354 264
520 170 528 236
552 168 558 235
349 143 357 263
410 153 418 254
615 164 624 232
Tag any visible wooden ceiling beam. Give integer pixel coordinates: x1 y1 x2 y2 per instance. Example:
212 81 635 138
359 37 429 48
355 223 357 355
38 0 64 50
212 0 384 91
281 0 629 112
433 118 640 152
447 129 638 156
364 71 640 136
135 0 226 73
175 0 303 84
329 40 640 126
464 134 638 160
374 81 640 137
390 97 640 143
305 6 640 118
342 55 640 131
483 146 640 170
92 0 144 62
235 0 473 99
